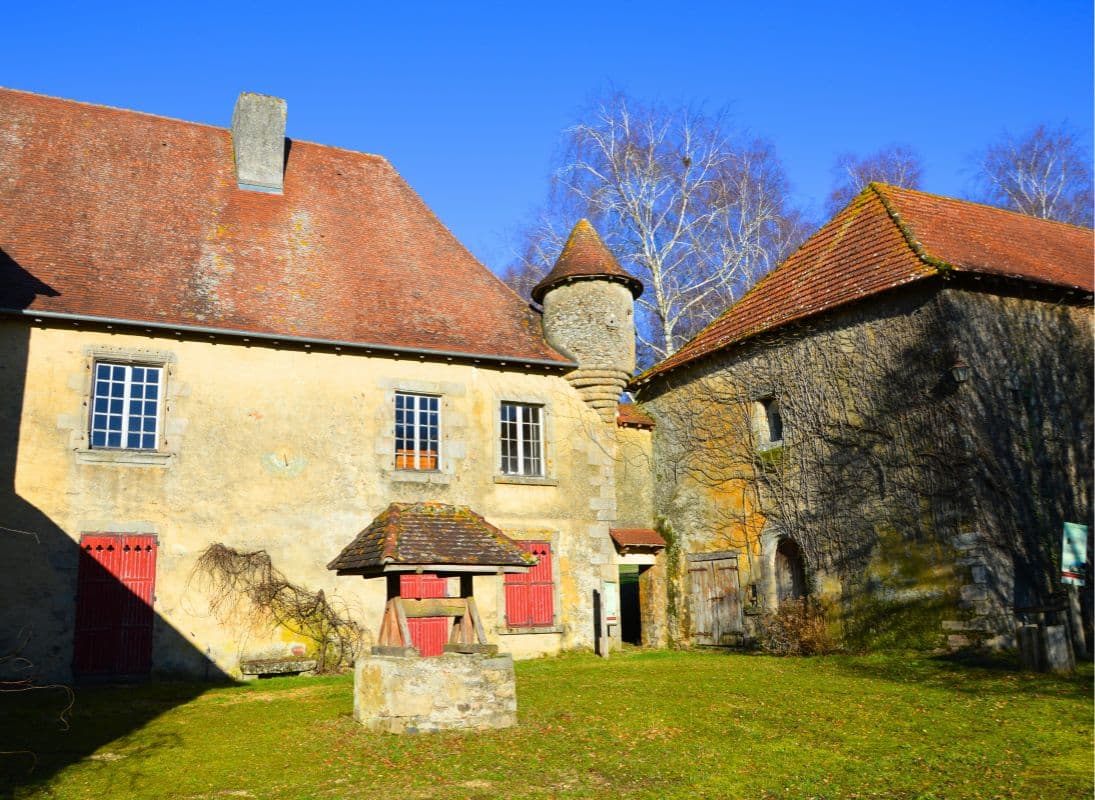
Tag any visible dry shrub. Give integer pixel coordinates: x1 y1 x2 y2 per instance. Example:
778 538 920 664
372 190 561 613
756 598 838 656
189 544 362 673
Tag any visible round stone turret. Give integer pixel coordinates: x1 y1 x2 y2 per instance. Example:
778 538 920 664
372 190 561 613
533 220 643 422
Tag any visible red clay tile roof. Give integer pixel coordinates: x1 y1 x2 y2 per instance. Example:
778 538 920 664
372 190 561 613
0 88 570 366
609 528 666 549
634 184 1094 385
530 219 643 304
327 503 537 576
616 403 655 429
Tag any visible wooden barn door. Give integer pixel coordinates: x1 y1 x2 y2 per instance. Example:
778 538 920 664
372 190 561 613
73 534 157 677
687 552 743 646
399 574 450 656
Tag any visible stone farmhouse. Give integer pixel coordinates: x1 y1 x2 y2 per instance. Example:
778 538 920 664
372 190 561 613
0 88 664 682
2 88 1090 682
631 184 1093 652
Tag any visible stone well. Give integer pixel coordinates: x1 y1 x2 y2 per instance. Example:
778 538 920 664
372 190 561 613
354 651 517 733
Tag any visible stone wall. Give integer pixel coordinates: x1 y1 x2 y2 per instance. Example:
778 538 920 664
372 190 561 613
636 278 1092 650
353 652 517 733
541 281 635 422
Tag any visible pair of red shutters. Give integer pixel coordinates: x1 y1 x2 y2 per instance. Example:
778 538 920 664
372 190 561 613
401 541 553 657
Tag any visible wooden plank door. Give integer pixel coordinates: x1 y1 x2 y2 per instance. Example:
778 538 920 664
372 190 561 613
711 559 743 646
399 573 449 656
73 534 157 676
687 553 743 646
688 561 715 645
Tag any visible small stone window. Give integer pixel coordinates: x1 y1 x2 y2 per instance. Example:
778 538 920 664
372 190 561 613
752 397 783 449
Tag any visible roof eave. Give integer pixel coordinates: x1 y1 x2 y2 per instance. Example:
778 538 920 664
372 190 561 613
3 307 578 371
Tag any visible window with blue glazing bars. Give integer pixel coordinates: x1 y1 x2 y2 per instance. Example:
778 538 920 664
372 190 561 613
89 363 163 450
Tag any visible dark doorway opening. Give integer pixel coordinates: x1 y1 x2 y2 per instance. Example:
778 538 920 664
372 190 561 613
619 564 642 645
775 538 807 602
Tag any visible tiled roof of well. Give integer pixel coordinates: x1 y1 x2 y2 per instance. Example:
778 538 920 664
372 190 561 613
530 219 643 304
634 184 1094 384
610 528 666 549
616 403 655 429
327 502 537 576
0 88 570 366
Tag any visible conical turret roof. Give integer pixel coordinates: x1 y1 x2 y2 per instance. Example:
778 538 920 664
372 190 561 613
530 220 643 304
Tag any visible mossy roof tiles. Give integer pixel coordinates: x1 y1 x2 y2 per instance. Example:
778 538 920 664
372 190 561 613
634 184 1093 385
616 403 655 429
327 502 537 576
0 88 570 366
609 528 666 549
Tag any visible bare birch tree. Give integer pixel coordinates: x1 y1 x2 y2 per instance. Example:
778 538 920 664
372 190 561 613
826 145 924 215
969 124 1093 226
503 93 808 366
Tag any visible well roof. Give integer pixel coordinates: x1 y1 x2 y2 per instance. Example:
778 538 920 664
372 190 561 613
634 184 1093 385
530 219 643 304
0 88 571 367
327 502 537 576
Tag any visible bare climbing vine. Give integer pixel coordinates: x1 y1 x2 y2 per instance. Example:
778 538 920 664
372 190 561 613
189 544 362 673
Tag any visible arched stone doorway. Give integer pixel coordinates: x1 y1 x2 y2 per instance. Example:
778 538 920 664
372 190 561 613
774 538 807 603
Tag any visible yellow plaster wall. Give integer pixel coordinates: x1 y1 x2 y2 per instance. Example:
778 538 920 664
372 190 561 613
3 321 632 678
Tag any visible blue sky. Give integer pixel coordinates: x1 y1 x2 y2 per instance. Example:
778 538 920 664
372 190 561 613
5 2 1092 271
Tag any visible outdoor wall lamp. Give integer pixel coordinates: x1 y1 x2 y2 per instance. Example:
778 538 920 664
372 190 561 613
950 358 971 384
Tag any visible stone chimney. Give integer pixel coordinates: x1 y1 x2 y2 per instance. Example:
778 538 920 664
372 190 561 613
231 92 287 193
532 220 643 423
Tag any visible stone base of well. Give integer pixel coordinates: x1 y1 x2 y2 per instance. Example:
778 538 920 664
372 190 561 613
353 652 517 733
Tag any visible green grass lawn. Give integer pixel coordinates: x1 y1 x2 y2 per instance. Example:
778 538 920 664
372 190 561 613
3 650 1091 800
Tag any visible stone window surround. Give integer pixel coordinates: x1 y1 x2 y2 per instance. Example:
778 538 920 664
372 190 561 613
751 394 784 451
493 392 558 486
376 378 467 485
496 530 564 635
72 345 180 467
393 391 441 471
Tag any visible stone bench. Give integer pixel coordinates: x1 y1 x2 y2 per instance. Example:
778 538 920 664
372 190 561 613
239 657 318 679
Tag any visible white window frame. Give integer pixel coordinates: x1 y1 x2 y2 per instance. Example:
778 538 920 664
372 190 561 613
394 392 441 471
499 401 545 477
89 362 164 451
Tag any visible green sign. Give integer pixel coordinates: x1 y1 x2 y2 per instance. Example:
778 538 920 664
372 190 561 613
1061 522 1088 586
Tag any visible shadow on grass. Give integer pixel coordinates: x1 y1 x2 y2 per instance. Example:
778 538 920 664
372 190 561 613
825 649 1093 701
0 680 219 794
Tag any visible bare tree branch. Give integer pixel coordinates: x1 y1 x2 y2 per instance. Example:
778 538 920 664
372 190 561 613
969 124 1093 226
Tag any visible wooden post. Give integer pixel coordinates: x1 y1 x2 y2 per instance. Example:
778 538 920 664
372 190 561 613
466 597 488 645
393 597 413 648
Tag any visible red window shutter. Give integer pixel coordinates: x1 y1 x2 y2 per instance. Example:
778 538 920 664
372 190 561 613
504 542 554 627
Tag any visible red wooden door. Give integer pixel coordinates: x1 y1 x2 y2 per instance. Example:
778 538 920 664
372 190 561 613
399 573 449 656
73 534 157 676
